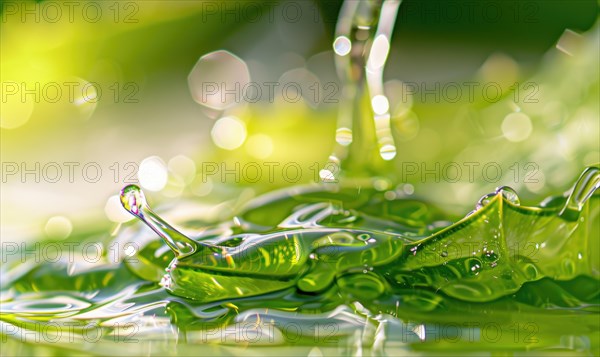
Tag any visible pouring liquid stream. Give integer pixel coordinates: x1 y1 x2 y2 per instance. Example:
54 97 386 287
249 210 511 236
328 0 401 178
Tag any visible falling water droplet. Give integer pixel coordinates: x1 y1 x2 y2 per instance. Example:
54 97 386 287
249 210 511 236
379 144 397 161
335 127 353 146
320 155 340 182
371 95 390 115
120 184 146 215
120 185 202 258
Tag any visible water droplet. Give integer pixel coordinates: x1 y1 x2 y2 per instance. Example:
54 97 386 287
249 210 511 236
466 258 483 276
481 249 498 263
120 184 146 215
120 185 201 258
496 186 520 205
319 169 336 182
440 251 448 258
335 127 353 146
371 95 390 115
320 156 341 182
367 34 390 70
475 193 496 210
328 155 341 166
560 165 599 221
333 36 352 56
379 144 397 161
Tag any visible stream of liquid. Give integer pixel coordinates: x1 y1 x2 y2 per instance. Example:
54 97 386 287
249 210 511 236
1 1 599 355
327 0 400 178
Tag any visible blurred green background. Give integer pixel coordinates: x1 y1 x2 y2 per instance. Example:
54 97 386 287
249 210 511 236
1 0 598 242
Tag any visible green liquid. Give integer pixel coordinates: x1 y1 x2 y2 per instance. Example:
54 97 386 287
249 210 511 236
1 166 598 355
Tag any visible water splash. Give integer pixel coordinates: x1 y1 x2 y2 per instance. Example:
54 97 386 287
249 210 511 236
120 184 201 258
2 166 599 355
1 0 598 353
114 165 599 304
559 165 600 221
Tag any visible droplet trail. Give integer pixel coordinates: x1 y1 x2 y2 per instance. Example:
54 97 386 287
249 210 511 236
120 184 202 258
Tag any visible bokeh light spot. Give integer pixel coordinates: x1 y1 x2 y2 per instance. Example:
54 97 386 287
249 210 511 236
333 36 351 56
371 95 390 115
502 112 532 142
192 176 214 197
44 216 72 239
211 116 247 150
168 155 197 185
138 156 168 191
188 50 250 110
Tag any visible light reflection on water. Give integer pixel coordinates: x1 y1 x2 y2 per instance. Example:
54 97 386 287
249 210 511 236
1 172 598 355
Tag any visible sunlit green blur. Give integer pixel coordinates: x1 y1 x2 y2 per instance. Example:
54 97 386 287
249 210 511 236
1 1 599 355
1 1 598 242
